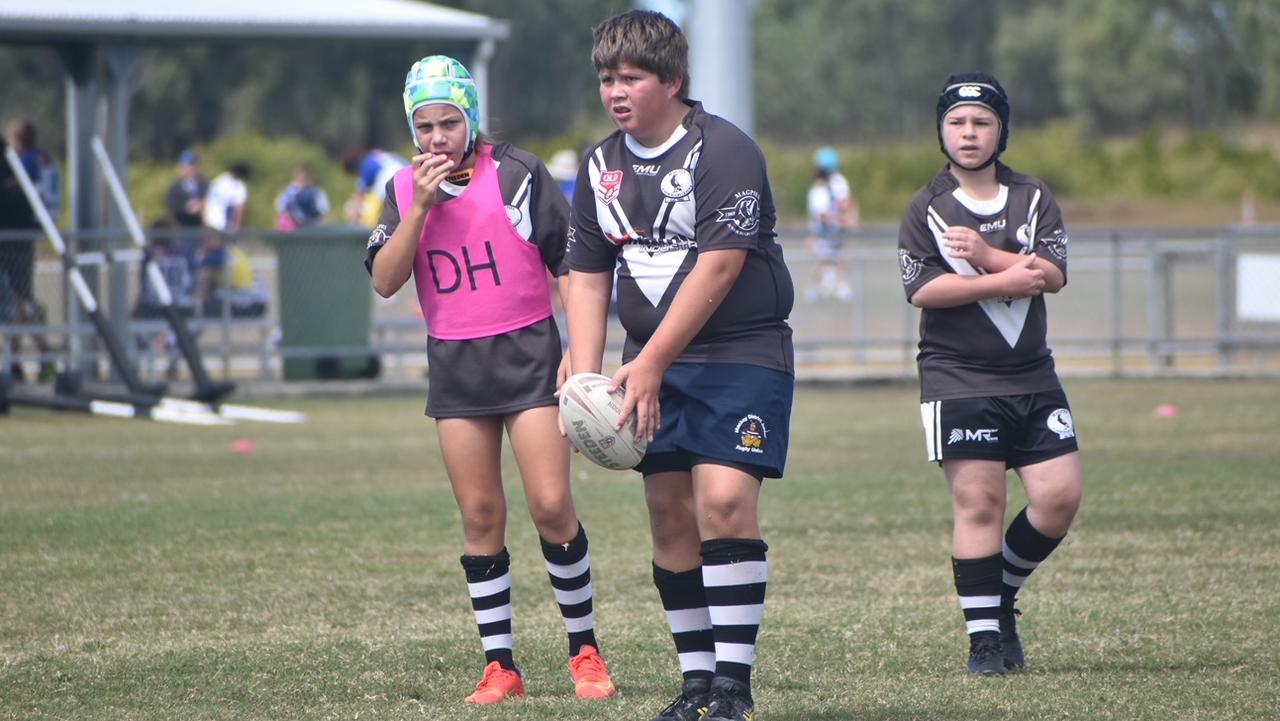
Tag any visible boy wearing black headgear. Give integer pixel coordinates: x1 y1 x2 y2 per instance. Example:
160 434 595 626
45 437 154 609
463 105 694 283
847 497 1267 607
897 73 1084 675
935 72 1010 170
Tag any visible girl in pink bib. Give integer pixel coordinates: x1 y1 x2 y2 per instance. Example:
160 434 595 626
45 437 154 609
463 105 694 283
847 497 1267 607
365 55 615 706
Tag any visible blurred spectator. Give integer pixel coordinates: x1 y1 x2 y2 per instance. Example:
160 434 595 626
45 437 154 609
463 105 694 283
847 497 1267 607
165 149 209 230
341 147 407 227
5 119 60 218
547 148 579 203
1241 190 1257 226
135 219 195 318
274 163 330 231
5 118 60 217
196 231 267 318
0 136 54 382
805 146 858 302
204 162 252 234
134 219 195 380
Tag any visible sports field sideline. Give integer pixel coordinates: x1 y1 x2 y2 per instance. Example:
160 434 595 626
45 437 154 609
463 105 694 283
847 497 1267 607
1 378 1277 720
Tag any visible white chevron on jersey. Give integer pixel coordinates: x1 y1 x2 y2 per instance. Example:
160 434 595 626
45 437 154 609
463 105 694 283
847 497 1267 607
589 147 641 245
927 204 1031 348
623 244 689 307
613 140 705 308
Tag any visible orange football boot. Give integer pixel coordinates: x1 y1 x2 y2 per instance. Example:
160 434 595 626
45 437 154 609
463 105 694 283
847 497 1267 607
464 661 526 705
569 644 617 699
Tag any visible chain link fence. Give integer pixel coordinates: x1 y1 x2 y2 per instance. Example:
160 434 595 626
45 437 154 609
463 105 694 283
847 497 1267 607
3 224 1280 389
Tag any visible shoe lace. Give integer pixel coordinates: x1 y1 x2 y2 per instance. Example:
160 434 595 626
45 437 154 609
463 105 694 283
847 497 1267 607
657 691 704 718
474 662 512 691
1000 607 1022 632
971 635 1002 663
570 649 608 683
706 687 751 717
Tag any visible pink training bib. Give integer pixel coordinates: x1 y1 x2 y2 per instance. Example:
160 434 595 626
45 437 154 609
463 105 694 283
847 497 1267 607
393 147 553 340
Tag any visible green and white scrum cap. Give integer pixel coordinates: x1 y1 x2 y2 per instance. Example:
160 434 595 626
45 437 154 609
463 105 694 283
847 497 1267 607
403 55 480 155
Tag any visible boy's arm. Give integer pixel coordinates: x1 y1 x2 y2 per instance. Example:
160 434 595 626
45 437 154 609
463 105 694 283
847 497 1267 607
941 225 1064 291
910 253 1044 308
567 269 613 375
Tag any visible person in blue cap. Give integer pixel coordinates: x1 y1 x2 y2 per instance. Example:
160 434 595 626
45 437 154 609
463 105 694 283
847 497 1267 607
165 149 208 230
805 146 858 301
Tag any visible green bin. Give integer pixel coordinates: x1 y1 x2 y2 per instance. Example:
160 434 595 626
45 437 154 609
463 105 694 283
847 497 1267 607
269 227 380 380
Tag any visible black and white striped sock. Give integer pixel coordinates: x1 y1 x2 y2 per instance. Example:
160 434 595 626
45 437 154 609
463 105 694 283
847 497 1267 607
541 523 598 657
953 553 1003 636
461 548 515 670
1002 507 1064 610
702 538 769 689
653 563 715 683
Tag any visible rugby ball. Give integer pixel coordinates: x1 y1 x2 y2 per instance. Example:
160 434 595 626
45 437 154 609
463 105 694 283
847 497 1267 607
559 372 647 470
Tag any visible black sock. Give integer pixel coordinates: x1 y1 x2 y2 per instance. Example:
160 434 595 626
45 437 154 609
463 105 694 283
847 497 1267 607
953 553 1003 637
1002 507 1064 610
653 563 715 684
461 549 516 671
540 523 599 657
702 538 769 694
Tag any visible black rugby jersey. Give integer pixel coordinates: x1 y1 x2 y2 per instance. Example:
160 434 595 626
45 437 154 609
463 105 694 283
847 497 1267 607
365 141 569 276
567 101 794 374
898 163 1069 401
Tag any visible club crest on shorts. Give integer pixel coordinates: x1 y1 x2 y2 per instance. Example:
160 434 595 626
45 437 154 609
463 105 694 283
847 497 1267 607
1047 408 1075 439
597 170 623 204
734 414 767 454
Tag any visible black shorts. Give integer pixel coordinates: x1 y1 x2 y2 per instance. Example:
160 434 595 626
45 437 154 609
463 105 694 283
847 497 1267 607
425 316 561 419
919 389 1078 468
634 362 794 480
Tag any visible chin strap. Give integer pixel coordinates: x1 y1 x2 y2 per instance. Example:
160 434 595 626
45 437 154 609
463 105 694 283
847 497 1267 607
946 150 999 172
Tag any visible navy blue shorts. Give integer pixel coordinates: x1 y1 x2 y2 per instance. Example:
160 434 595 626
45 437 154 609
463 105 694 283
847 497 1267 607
919 389 1079 468
634 362 794 479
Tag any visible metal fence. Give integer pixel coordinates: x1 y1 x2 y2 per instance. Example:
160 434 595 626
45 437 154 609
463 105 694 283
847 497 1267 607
3 224 1280 388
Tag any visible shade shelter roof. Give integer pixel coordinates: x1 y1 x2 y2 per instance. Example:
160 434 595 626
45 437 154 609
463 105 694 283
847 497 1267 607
0 0 509 42
0 0 509 346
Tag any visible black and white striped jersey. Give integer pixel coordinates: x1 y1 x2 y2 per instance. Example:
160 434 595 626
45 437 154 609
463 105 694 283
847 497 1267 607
898 163 1069 401
567 101 794 374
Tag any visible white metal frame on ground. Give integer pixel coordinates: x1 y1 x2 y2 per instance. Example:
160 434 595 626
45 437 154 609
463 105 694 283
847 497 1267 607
2 147 304 425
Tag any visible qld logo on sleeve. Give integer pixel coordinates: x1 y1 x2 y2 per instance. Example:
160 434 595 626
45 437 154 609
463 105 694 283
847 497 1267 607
734 414 768 454
715 190 761 235
596 170 623 204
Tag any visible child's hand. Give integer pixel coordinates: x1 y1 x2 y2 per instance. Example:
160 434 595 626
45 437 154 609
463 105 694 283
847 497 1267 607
943 225 994 268
998 253 1045 298
411 152 455 212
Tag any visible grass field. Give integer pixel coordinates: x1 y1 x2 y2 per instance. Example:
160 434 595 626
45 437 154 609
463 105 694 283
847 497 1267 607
2 379 1278 720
